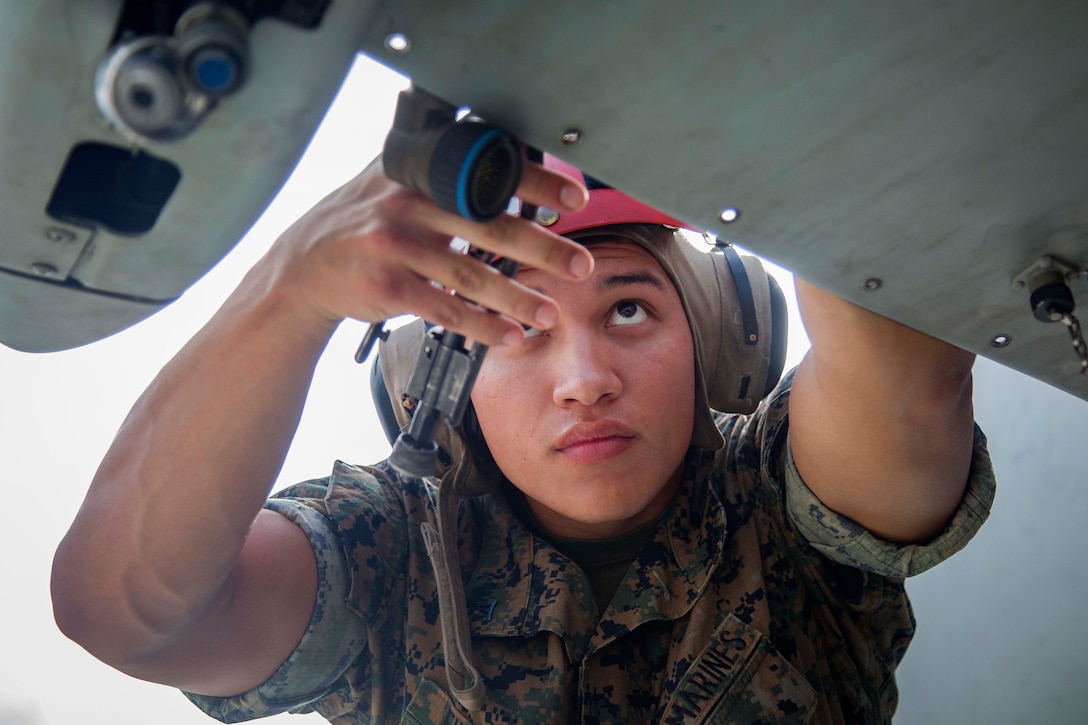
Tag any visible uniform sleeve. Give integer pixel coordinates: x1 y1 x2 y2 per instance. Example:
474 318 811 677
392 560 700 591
182 496 369 722
782 424 996 578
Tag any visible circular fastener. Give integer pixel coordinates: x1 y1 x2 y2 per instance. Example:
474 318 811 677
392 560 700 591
401 395 416 412
535 207 560 226
990 334 1012 348
719 207 740 224
748 333 758 343
30 262 58 276
560 129 582 145
385 33 411 54
45 227 77 244
862 278 883 291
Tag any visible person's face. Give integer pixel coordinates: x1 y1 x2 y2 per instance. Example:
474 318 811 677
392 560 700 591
471 239 695 540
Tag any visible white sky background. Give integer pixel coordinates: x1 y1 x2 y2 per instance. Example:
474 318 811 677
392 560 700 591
0 55 809 724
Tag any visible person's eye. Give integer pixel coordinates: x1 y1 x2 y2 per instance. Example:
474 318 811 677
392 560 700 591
608 300 649 327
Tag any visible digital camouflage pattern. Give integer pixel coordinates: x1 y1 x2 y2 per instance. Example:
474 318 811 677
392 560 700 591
186 373 996 724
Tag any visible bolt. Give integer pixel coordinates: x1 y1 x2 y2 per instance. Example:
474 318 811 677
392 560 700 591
862 278 882 291
30 262 58 276
990 334 1012 348
560 129 582 145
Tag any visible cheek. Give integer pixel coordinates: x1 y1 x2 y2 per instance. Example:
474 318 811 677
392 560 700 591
470 357 535 464
639 329 696 438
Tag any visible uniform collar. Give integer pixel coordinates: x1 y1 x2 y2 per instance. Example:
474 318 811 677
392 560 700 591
465 451 726 663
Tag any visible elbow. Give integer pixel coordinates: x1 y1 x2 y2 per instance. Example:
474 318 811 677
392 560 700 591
51 538 103 654
50 534 151 668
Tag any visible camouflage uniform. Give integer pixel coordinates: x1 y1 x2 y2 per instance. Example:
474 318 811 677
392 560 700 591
186 372 995 723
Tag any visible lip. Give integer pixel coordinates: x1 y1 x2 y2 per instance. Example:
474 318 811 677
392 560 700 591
554 420 637 463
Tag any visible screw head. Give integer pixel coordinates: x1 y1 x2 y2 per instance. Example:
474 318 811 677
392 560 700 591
990 334 1012 348
385 33 411 54
560 129 582 145
862 278 883 291
719 207 740 224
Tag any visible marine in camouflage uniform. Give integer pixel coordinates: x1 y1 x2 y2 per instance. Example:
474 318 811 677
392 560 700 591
180 160 994 724
186 368 995 724
52 148 989 724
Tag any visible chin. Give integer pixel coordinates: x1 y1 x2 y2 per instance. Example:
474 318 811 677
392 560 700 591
543 481 669 528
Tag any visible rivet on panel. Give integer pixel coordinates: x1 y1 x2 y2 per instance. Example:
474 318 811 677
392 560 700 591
385 33 411 54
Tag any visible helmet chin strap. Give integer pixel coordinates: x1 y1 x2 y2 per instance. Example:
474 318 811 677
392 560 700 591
423 471 485 711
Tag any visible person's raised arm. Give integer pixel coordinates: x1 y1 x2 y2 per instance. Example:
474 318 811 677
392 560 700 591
50 156 591 696
789 279 976 544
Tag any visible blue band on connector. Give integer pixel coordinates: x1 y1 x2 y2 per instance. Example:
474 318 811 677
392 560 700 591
456 127 505 220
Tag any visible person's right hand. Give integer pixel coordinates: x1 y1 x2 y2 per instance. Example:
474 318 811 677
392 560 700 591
255 155 594 347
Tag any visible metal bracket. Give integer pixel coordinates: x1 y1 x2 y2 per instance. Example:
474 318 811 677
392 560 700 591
1011 254 1086 291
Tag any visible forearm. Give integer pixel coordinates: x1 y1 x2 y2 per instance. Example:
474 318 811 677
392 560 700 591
52 262 334 658
790 278 976 543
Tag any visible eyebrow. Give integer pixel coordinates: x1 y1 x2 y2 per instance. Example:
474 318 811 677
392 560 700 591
519 270 669 296
594 271 668 293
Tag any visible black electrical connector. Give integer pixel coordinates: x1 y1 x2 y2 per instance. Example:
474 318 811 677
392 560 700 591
382 86 523 222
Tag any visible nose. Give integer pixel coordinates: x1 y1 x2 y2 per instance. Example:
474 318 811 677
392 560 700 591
551 331 622 408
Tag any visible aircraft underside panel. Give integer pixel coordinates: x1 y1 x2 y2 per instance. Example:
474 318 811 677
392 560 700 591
2 0 1086 402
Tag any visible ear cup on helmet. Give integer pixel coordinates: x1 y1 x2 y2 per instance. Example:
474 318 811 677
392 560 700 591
711 244 788 405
